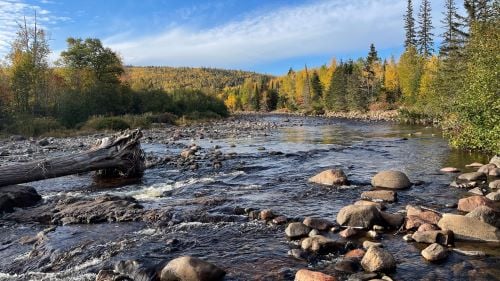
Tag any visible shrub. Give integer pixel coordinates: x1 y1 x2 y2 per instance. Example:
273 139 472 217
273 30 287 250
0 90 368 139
5 115 64 136
83 116 131 131
147 112 178 124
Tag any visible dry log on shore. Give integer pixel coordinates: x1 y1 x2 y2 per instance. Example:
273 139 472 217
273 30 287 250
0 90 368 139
0 129 145 187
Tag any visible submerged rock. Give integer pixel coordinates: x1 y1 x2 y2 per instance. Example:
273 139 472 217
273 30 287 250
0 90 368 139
114 259 157 281
371 170 411 189
438 213 500 242
337 205 383 229
308 169 349 186
457 172 486 182
421 243 448 261
160 256 225 281
440 167 460 173
301 235 344 253
360 246 396 272
0 185 42 213
360 190 397 203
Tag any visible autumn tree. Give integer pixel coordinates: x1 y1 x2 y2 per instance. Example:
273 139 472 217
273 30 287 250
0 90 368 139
398 46 423 104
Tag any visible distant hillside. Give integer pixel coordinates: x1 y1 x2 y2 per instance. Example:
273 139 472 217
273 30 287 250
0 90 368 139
124 66 273 94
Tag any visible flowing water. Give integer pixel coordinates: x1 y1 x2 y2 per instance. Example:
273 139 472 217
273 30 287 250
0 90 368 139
1 115 499 281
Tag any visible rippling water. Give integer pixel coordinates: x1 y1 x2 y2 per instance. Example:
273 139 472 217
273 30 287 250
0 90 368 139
1 116 498 281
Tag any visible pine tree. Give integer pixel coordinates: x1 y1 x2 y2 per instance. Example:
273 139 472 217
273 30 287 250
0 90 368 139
325 62 347 111
404 0 417 48
302 65 311 109
417 0 434 57
440 0 463 57
310 71 323 103
367 43 379 65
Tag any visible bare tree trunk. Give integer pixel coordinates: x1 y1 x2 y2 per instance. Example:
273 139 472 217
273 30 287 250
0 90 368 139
0 129 145 187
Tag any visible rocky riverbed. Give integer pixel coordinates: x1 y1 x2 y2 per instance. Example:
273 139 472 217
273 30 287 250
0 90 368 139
0 114 499 281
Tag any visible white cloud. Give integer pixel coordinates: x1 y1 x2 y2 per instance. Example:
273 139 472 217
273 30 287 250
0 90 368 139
106 0 407 68
0 0 69 59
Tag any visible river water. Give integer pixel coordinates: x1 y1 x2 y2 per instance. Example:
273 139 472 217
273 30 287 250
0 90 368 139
0 115 498 281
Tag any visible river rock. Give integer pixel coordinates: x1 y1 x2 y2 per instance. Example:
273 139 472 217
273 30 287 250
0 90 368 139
295 269 337 281
345 248 366 261
405 205 441 229
468 187 486 195
457 196 495 212
379 212 404 229
308 169 348 186
347 272 378 281
490 155 500 167
115 259 157 281
438 213 500 242
272 215 287 225
417 223 439 232
371 170 411 189
285 222 311 239
486 191 500 201
339 227 358 238
490 180 500 190
337 205 383 229
0 185 42 213
440 167 460 173
303 216 335 230
466 162 483 168
363 241 382 249
301 235 343 253
354 200 386 210
421 243 448 261
490 168 500 177
478 164 497 175
259 209 275 220
465 205 500 228
361 190 397 203
412 230 454 245
360 246 396 272
160 256 225 281
457 172 486 181
335 259 358 273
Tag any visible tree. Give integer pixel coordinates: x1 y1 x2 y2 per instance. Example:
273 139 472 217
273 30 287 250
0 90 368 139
383 56 400 103
417 0 434 57
301 65 311 109
310 71 323 103
398 46 423 104
404 0 417 48
439 0 463 57
362 44 381 102
324 62 348 111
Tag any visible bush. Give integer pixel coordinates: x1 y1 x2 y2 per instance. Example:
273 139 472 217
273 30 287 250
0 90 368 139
5 116 64 136
120 114 152 128
83 116 131 131
147 112 178 124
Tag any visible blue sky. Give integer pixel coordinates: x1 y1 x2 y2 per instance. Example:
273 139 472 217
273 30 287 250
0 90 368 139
1 0 452 75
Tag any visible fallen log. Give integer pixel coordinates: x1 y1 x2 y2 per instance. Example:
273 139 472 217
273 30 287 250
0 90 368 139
0 129 145 187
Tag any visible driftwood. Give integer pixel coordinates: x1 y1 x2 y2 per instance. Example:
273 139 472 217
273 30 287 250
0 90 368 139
0 129 145 187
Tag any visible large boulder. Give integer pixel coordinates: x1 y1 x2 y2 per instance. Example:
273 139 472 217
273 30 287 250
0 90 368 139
160 256 225 281
308 169 348 186
421 243 448 261
285 222 311 239
489 155 500 168
303 217 335 231
360 190 397 203
457 196 495 212
405 205 441 229
371 170 411 189
438 213 500 242
301 235 344 253
478 164 497 175
295 269 337 281
465 205 500 228
360 246 396 272
336 205 383 229
0 185 42 213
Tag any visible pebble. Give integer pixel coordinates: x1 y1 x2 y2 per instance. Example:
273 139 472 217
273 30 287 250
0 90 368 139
403 234 414 242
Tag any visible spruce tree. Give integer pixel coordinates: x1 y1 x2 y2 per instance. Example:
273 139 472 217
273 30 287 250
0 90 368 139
367 43 379 65
417 0 434 57
404 0 417 48
440 0 462 57
302 65 311 109
310 71 323 103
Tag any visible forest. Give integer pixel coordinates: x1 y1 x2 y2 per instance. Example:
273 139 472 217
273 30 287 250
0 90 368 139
0 0 498 152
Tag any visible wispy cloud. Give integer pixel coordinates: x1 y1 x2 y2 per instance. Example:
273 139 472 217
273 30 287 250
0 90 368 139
0 0 69 59
106 0 406 68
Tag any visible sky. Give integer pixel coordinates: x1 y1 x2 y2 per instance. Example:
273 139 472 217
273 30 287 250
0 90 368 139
0 0 454 75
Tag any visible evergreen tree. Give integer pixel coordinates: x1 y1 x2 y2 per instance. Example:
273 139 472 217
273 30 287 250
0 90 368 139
310 71 323 103
404 0 417 48
363 44 380 102
417 0 434 57
302 65 311 109
367 43 379 65
325 62 347 111
439 0 463 57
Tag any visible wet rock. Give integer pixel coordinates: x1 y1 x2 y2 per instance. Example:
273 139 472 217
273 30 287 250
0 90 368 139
38 138 49 146
489 168 500 177
96 270 130 281
465 162 483 168
405 205 441 229
309 229 320 237
465 205 500 228
303 216 335 231
337 205 383 229
248 210 260 220
347 272 378 281
308 169 348 186
379 212 404 229
295 269 337 281
160 256 225 281
115 260 157 281
51 195 143 225
0 185 42 213
402 234 414 242
371 170 411 189
468 187 486 195
363 241 382 249
354 200 386 210
373 225 384 231
301 235 344 253
440 167 460 173
361 190 396 203
412 230 454 245
457 172 486 182
490 155 500 167
489 180 500 190
285 222 311 239
438 213 500 242
421 243 448 261
339 227 358 238
450 180 477 189
477 164 497 175
345 248 366 261
335 259 358 273
366 230 379 239
417 223 439 232
259 209 275 220
288 249 307 260
180 149 195 158
486 191 500 201
360 246 396 273
272 215 288 225
457 196 495 212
